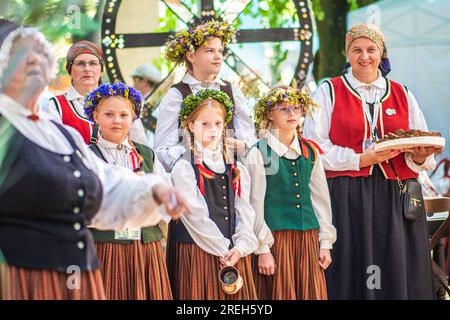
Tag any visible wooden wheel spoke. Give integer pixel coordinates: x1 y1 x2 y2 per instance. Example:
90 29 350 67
224 49 271 90
115 27 304 49
101 0 314 93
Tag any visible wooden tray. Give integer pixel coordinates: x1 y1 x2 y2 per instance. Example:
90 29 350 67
374 136 445 152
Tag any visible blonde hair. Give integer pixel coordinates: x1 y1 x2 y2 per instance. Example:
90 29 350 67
96 95 136 118
182 98 240 183
257 85 305 138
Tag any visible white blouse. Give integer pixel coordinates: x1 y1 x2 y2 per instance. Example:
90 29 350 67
303 70 436 173
44 85 150 147
0 93 167 230
96 134 168 181
154 73 257 171
245 132 337 252
170 143 258 258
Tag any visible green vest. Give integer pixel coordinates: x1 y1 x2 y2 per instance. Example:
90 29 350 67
256 138 320 232
89 141 163 244
0 249 6 264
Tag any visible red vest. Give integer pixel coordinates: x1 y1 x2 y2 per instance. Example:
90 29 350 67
326 75 418 181
52 95 93 145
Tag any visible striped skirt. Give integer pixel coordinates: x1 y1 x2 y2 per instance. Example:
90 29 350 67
0 264 105 300
167 241 258 300
252 229 328 300
95 240 172 300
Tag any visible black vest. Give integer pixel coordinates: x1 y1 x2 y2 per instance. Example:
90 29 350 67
169 152 236 247
172 81 236 136
0 119 103 271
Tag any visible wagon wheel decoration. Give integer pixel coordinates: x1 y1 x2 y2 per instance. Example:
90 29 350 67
101 0 315 131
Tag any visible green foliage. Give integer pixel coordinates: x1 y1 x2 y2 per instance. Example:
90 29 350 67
0 0 100 43
311 0 379 80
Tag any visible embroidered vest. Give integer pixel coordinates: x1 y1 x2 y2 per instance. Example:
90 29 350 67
50 94 93 144
256 138 320 231
326 75 418 180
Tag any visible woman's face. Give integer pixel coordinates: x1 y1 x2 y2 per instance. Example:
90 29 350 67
268 102 303 131
93 96 134 144
1 36 51 98
188 104 225 149
347 37 381 77
70 52 103 90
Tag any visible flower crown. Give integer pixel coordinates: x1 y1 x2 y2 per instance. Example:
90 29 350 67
165 19 236 63
84 83 143 122
254 87 318 128
179 89 235 124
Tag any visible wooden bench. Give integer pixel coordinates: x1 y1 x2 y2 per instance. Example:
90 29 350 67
425 197 450 300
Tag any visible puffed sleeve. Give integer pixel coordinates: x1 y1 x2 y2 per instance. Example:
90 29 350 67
231 85 258 147
231 162 258 257
153 88 186 171
404 90 437 172
244 146 275 255
171 159 230 257
65 126 166 230
304 82 361 171
309 151 337 249
152 156 172 223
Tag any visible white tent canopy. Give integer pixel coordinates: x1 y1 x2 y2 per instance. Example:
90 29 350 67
348 0 450 157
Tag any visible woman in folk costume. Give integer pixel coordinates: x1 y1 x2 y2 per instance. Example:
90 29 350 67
154 19 256 171
303 24 443 300
44 40 148 146
0 19 188 300
167 89 258 300
245 86 336 300
84 82 172 300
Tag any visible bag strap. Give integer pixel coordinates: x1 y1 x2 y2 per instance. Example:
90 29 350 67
387 160 404 190
90 123 99 144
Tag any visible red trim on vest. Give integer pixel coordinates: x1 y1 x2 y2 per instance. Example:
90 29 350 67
196 163 214 196
56 95 93 145
300 138 324 157
195 162 241 197
129 149 141 171
326 76 418 180
229 163 241 198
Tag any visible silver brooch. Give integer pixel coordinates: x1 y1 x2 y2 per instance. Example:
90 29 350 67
385 108 396 116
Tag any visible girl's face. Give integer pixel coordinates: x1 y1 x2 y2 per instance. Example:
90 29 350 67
188 103 225 149
268 102 303 131
1 36 51 98
347 37 381 78
186 37 224 76
93 96 134 144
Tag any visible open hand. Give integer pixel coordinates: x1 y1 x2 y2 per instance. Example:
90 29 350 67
359 146 401 168
401 146 444 165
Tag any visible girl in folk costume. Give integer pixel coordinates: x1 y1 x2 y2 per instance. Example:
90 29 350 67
303 24 442 299
246 87 336 300
0 19 188 300
84 83 172 300
155 19 256 171
168 89 258 300
45 40 148 146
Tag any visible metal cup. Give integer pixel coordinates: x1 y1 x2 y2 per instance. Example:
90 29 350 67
219 265 243 295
